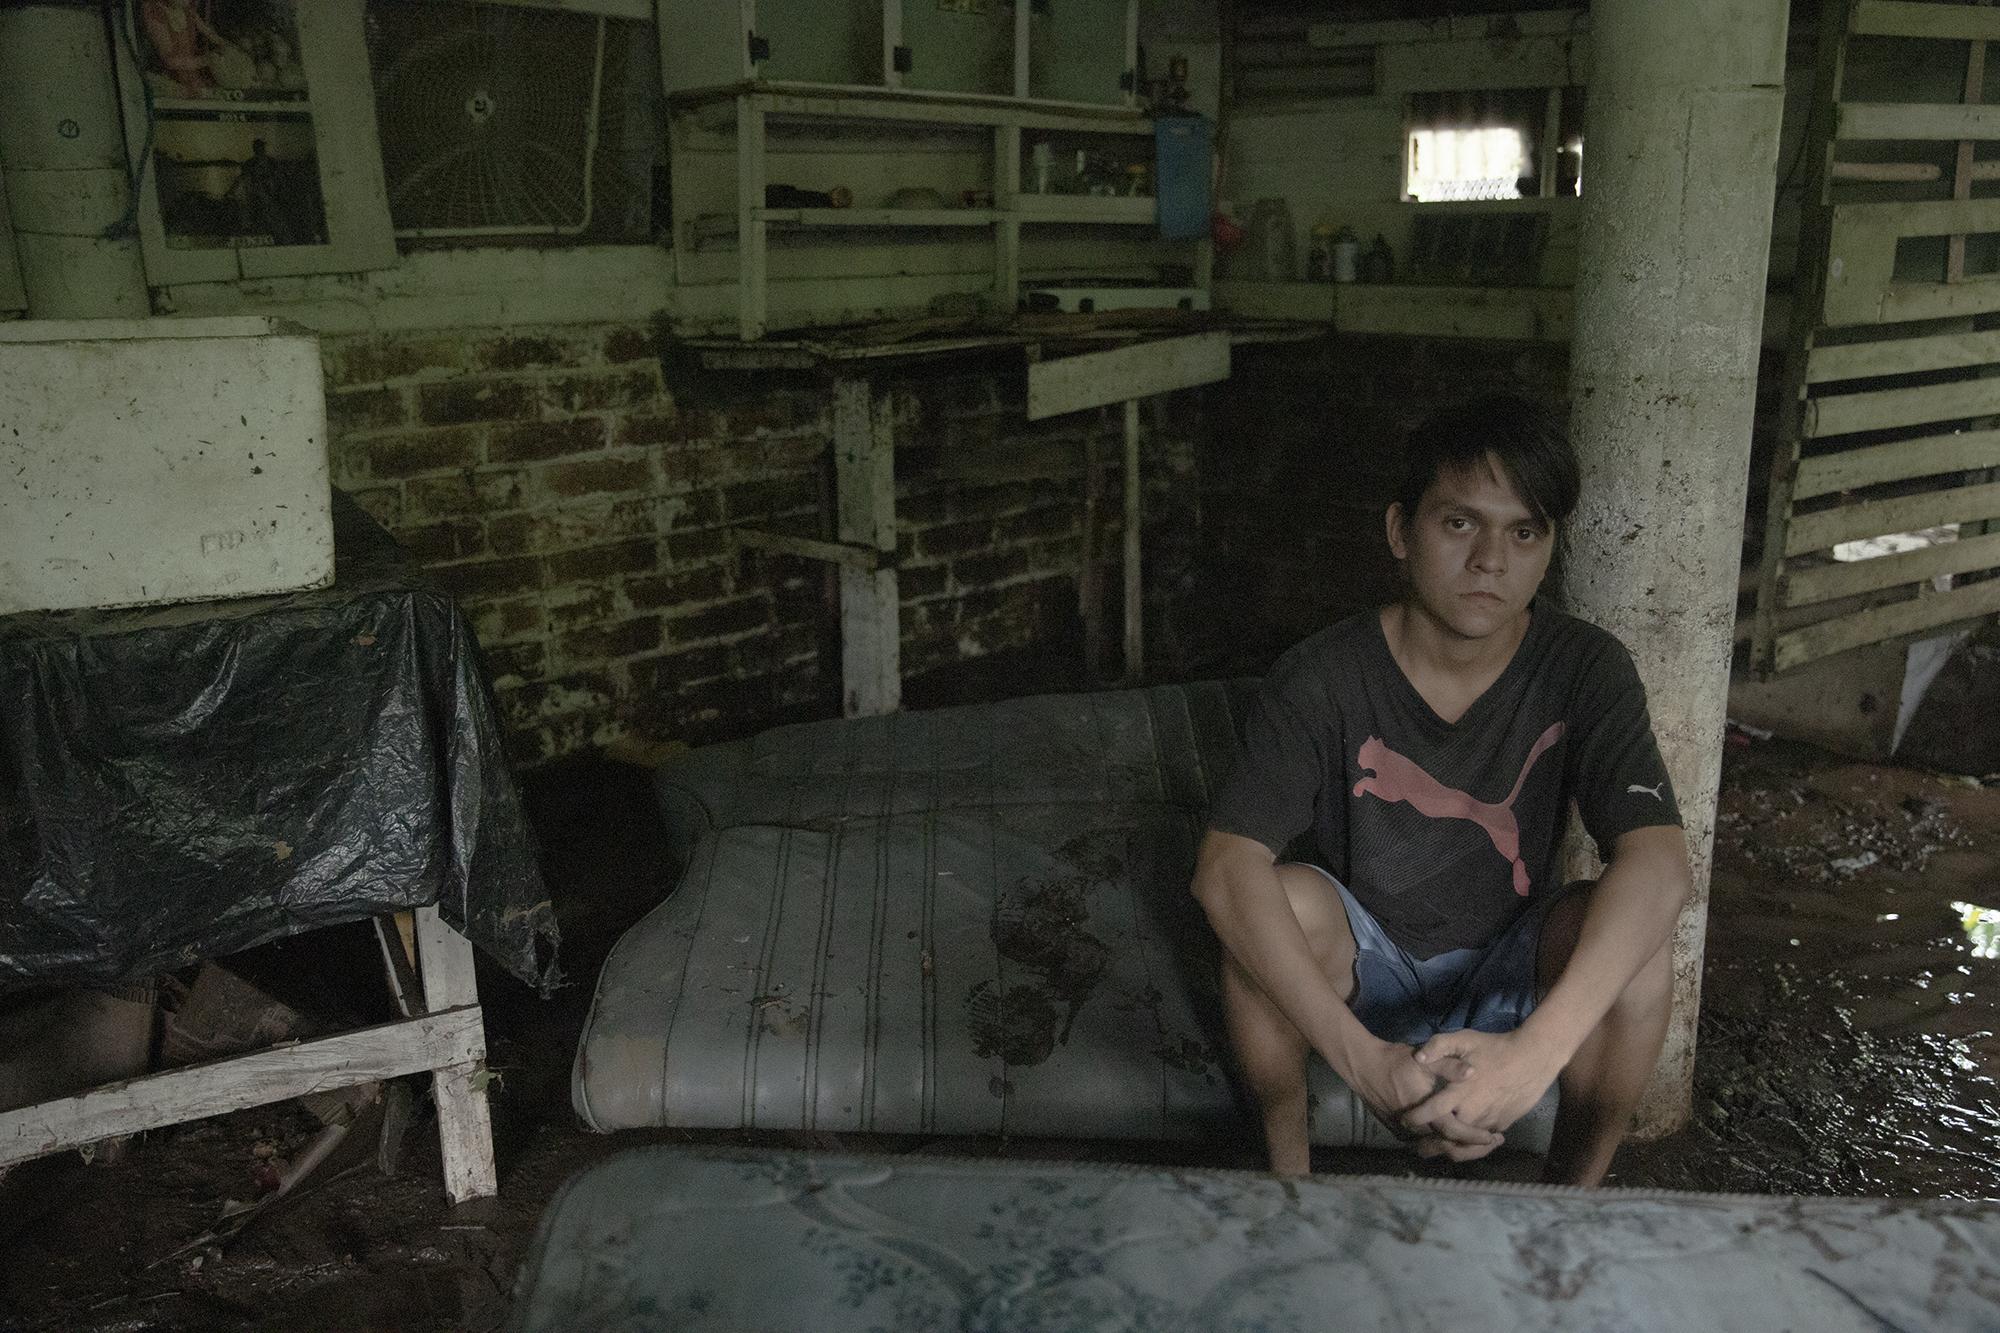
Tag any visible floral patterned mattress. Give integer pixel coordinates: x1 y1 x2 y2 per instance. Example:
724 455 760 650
509 1146 2000 1332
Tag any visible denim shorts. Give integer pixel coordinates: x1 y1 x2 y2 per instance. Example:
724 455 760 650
1297 864 1585 1047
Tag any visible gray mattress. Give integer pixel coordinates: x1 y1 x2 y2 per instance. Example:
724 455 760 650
572 682 1556 1151
509 1146 2000 1332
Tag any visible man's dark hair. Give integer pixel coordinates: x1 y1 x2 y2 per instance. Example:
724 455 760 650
1394 392 1581 538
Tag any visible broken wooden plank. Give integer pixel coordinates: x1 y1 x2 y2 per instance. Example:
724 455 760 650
0 1007 484 1171
1784 529 2000 606
1784 480 2000 556
1774 575 2000 672
1792 427 2000 497
1025 333 1230 421
1805 376 2000 437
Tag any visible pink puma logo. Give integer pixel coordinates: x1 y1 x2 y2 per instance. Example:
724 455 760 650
1351 722 1566 895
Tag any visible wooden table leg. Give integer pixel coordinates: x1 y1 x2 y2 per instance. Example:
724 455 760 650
414 905 497 1202
833 375 900 717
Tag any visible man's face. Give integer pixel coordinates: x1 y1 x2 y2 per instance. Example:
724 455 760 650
1386 454 1555 643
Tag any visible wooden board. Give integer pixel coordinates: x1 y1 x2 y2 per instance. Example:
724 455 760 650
1851 0 2000 42
1831 160 1943 182
753 91 1150 134
1211 280 1336 323
1807 331 2000 382
1025 333 1230 420
1784 480 2000 556
1012 195 1156 225
1785 530 2000 606
0 1007 484 1170
1793 427 2000 498
1824 199 2000 325
1122 399 1142 681
1805 376 2000 437
1774 575 2000 672
1334 283 1573 343
756 208 1000 227
415 905 497 1203
834 377 900 717
1876 279 2000 324
737 96 768 341
1830 196 2000 242
1837 101 2000 141
734 527 883 571
0 176 21 314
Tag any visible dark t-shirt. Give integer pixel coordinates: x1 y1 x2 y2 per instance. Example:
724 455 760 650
1208 603 1681 959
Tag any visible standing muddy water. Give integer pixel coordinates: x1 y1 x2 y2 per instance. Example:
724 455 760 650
1614 737 2000 1197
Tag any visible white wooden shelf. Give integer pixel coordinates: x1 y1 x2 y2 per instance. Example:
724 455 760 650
755 207 1001 226
692 86 1209 339
751 88 1153 133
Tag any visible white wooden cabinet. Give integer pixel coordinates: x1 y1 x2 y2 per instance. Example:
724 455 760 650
658 0 1136 108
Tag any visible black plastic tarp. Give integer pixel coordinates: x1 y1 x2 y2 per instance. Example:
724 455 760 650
0 493 557 993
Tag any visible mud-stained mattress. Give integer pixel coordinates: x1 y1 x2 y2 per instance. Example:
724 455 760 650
510 1147 2000 1332
570 682 1556 1150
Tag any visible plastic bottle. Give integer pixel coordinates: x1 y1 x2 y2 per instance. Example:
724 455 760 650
1331 226 1360 284
1245 198 1297 281
1306 223 1334 282
1363 233 1395 284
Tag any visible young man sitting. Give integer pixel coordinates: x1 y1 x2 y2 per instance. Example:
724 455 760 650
1191 394 1692 1187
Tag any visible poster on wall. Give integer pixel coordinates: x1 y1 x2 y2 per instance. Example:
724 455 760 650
133 0 330 250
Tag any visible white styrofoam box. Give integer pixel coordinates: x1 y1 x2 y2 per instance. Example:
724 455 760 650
0 316 335 615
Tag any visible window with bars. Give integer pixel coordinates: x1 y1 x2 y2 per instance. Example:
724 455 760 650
1404 87 1583 202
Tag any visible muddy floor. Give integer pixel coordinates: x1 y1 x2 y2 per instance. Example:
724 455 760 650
2 732 1997 1331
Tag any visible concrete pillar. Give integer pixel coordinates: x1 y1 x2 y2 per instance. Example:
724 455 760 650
1563 0 1788 1135
0 5 150 318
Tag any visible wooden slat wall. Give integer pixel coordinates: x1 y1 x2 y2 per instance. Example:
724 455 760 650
1852 1 2000 43
1752 0 2000 676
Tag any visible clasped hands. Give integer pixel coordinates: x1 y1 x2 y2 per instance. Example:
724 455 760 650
1349 1028 1561 1163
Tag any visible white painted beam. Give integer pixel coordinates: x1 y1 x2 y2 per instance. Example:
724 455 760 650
1025 332 1229 420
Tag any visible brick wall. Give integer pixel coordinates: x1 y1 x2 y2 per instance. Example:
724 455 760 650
322 321 1207 765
